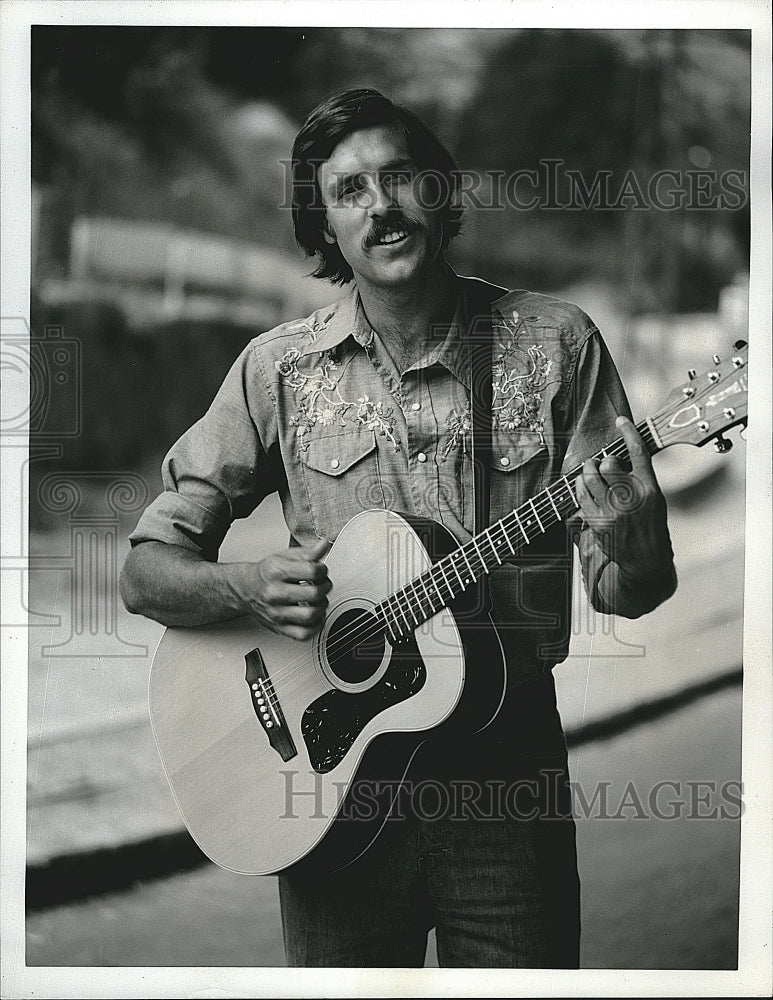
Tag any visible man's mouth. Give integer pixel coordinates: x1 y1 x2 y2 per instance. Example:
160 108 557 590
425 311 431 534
370 222 416 247
376 229 409 245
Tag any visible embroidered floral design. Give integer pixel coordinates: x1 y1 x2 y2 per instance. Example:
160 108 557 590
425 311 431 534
491 309 552 445
275 347 399 453
441 404 472 461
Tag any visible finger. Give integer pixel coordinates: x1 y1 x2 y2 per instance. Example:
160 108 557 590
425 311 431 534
579 459 607 508
616 416 655 480
307 536 332 561
277 580 331 605
285 561 330 585
282 624 318 642
575 471 604 524
277 603 327 626
284 537 332 562
598 455 626 479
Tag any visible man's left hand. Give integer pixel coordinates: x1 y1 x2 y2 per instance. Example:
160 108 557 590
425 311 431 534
576 415 674 586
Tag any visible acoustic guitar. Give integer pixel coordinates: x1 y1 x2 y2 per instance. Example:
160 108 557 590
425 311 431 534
148 344 748 874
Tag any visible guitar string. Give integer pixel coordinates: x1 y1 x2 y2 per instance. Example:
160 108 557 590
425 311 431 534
263 424 654 702
242 375 746 714
268 424 652 697
318 424 652 660
258 471 584 711
243 368 747 718
269 359 746 687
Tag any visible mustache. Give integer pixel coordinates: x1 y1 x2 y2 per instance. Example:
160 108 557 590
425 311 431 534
365 213 421 248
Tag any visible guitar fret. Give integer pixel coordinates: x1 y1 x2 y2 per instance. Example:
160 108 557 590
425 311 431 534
393 594 411 634
484 527 502 564
530 498 545 533
498 521 516 554
418 574 434 612
449 555 465 587
460 547 477 582
471 537 489 573
406 585 421 625
563 475 579 508
428 570 445 604
514 511 529 543
546 489 561 520
436 560 454 598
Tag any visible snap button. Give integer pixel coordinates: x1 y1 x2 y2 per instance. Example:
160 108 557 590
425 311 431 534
411 402 421 411
330 458 340 470
500 456 510 467
417 452 427 463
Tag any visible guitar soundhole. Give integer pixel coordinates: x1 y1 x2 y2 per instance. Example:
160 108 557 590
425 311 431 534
325 608 385 686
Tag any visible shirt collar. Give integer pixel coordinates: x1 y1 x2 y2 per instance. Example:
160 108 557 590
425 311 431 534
297 275 472 388
297 286 373 357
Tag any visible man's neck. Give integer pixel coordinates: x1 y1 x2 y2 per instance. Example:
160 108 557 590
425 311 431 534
356 263 457 374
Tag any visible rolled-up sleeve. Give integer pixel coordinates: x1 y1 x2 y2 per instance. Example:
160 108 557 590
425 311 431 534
559 329 634 610
129 342 276 561
559 329 633 472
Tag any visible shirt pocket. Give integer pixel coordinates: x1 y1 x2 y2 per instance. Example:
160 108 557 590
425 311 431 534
298 424 385 538
489 431 551 552
490 431 571 568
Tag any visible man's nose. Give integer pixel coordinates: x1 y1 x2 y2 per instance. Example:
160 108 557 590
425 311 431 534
366 178 395 217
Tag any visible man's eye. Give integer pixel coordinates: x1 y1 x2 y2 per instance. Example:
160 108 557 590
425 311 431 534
339 179 365 199
382 170 411 185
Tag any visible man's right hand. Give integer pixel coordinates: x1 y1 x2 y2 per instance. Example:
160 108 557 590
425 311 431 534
229 537 333 641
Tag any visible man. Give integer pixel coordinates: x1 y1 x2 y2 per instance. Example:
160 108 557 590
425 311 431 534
120 88 677 968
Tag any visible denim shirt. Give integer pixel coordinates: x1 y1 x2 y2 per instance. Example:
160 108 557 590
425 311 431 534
130 274 632 696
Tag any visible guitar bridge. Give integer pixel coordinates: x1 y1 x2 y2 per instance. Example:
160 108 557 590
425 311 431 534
244 648 297 762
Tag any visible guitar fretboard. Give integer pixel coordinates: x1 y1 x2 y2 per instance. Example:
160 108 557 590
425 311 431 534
374 418 659 642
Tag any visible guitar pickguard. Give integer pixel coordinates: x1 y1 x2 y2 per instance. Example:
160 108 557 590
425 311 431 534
301 639 425 773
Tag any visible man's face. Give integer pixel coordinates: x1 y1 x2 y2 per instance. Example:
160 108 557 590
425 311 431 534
318 124 446 290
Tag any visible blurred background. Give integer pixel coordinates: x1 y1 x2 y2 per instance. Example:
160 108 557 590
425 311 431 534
23 25 750 972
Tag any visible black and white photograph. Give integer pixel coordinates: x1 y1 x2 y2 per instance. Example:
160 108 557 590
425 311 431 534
1 1 771 997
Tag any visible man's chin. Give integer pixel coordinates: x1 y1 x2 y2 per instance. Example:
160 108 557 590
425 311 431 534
366 247 441 286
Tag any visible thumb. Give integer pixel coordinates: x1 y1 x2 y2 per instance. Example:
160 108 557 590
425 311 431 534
306 536 332 562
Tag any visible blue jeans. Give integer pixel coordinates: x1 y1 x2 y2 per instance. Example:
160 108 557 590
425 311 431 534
278 679 580 968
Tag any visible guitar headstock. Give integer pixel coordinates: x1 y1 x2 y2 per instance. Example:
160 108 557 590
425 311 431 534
651 341 748 452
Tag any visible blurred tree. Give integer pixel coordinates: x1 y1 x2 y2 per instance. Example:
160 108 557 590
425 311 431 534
455 28 750 312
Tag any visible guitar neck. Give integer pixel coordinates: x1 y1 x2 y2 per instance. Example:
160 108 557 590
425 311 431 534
374 417 662 640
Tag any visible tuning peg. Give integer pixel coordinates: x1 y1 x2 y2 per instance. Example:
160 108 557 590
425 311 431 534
712 354 721 364
713 435 733 453
688 369 697 380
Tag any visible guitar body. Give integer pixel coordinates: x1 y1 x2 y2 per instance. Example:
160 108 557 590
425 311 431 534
149 509 506 875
